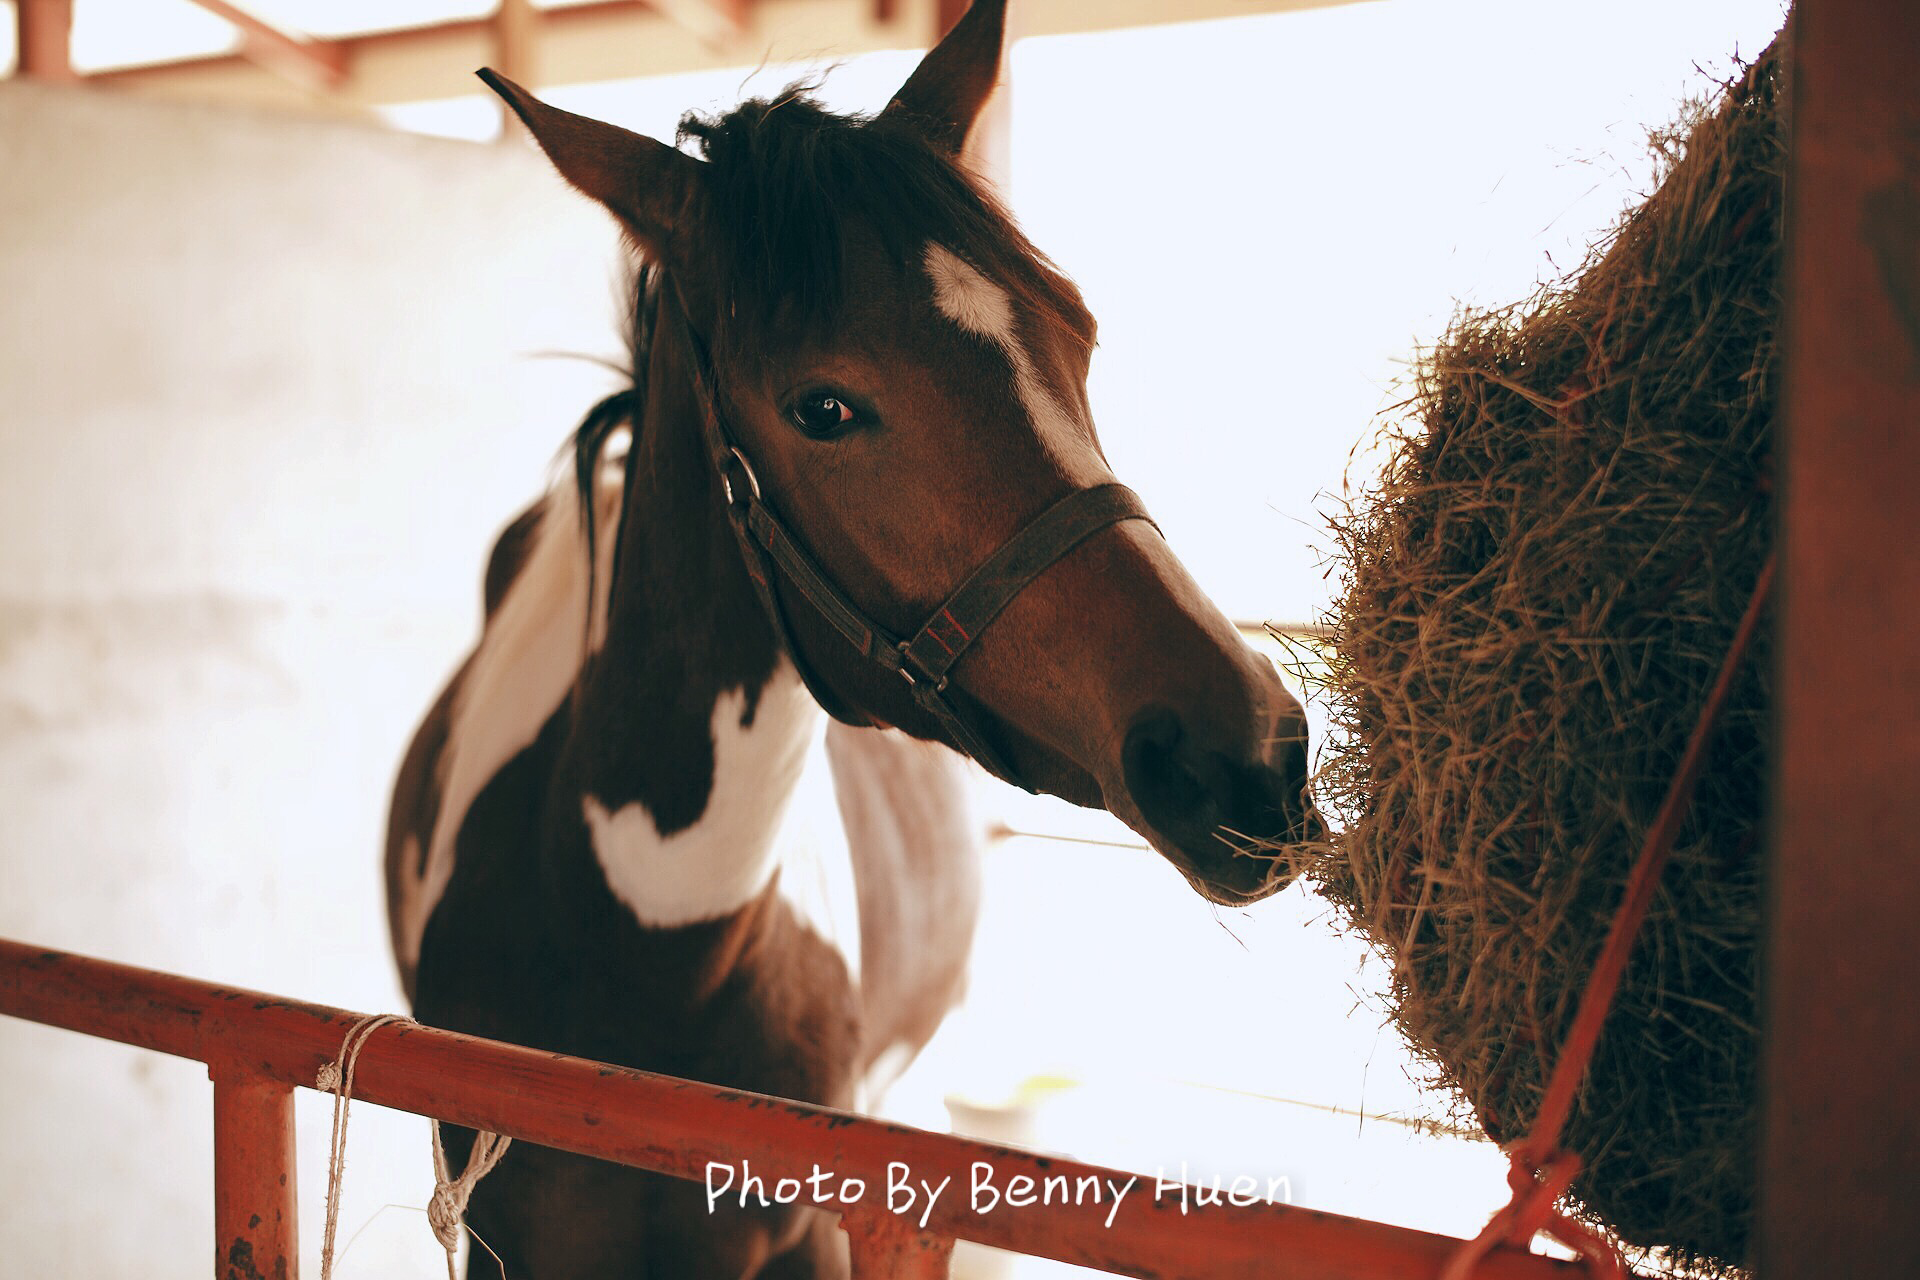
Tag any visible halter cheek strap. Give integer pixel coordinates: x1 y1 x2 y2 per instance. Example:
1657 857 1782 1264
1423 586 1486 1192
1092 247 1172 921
678 297 1157 792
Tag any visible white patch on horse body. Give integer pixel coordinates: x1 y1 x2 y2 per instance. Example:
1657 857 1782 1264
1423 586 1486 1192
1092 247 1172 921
862 1040 918 1110
583 662 827 929
775 718 864 987
924 243 1080 449
398 476 621 975
394 832 427 968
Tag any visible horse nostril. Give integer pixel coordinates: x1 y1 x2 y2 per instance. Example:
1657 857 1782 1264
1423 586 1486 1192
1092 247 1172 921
1122 706 1302 905
1121 709 1220 831
1123 708 1315 844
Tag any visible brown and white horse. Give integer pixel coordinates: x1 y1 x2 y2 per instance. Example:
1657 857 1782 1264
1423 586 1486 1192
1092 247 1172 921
384 2 1320 1274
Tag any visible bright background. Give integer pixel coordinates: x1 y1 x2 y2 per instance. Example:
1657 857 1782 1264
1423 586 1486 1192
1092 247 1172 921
0 2 1788 1275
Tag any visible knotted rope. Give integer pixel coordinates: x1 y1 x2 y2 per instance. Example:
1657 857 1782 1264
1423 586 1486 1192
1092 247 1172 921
430 1119 513 1280
313 1012 513 1280
1444 553 1774 1280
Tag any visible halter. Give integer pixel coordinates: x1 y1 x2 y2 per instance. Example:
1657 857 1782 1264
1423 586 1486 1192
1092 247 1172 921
670 290 1157 793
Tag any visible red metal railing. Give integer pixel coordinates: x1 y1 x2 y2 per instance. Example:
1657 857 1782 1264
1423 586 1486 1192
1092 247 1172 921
0 937 1577 1279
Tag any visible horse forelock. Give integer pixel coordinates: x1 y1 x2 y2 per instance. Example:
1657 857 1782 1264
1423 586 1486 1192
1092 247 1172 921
674 88 1092 357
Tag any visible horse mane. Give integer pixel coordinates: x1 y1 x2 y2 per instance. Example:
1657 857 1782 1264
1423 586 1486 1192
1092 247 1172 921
569 263 651 513
566 263 652 655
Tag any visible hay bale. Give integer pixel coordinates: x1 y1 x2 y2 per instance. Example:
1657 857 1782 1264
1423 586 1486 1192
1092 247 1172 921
1299 28 1786 1275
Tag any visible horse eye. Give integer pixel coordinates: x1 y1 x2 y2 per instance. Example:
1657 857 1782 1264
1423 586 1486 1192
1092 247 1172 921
789 390 855 439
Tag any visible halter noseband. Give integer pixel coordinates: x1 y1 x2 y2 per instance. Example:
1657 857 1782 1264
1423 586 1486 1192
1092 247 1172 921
672 291 1157 793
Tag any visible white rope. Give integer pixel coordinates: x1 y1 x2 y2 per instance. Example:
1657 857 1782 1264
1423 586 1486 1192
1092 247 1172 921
317 1013 411 1280
312 1011 514 1280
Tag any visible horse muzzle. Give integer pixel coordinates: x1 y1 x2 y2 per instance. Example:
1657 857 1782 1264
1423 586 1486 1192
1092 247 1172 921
1115 703 1325 905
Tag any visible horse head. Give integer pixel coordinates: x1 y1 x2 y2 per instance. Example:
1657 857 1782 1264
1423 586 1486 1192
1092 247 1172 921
480 0 1322 906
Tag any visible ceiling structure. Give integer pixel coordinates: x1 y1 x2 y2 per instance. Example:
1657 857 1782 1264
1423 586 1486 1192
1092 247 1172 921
5 0 1335 126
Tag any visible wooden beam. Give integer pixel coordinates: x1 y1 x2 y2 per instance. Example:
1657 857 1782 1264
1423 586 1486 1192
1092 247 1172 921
77 0 1344 113
492 0 538 138
15 0 77 82
493 0 539 81
936 0 969 39
85 0 648 115
84 0 703 104
179 0 348 91
647 0 751 47
1762 0 1920 1276
959 0 1014 194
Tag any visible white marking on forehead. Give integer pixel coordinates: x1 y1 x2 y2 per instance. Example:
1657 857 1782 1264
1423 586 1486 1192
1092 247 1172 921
926 243 1018 342
923 243 1082 451
584 662 826 929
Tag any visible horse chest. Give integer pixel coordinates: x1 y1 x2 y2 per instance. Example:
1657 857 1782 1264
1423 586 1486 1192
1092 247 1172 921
581 664 833 938
389 465 982 1109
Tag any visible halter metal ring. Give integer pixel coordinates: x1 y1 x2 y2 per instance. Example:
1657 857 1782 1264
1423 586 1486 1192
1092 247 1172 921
721 446 762 506
897 645 948 693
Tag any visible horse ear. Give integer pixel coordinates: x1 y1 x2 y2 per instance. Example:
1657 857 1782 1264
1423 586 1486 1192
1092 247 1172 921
882 0 1008 155
478 69 701 258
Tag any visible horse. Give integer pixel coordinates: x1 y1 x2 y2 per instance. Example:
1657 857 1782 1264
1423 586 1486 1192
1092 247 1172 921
383 2 1322 1274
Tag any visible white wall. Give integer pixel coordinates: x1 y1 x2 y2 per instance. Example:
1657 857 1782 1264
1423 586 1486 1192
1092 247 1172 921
0 79 621 1277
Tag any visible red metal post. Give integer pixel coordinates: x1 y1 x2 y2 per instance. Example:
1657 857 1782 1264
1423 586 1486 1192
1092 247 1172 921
1762 0 1920 1275
211 1065 299 1280
843 1212 956 1279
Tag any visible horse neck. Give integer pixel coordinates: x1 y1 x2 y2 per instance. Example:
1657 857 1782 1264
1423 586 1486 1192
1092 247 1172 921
561 286 823 935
